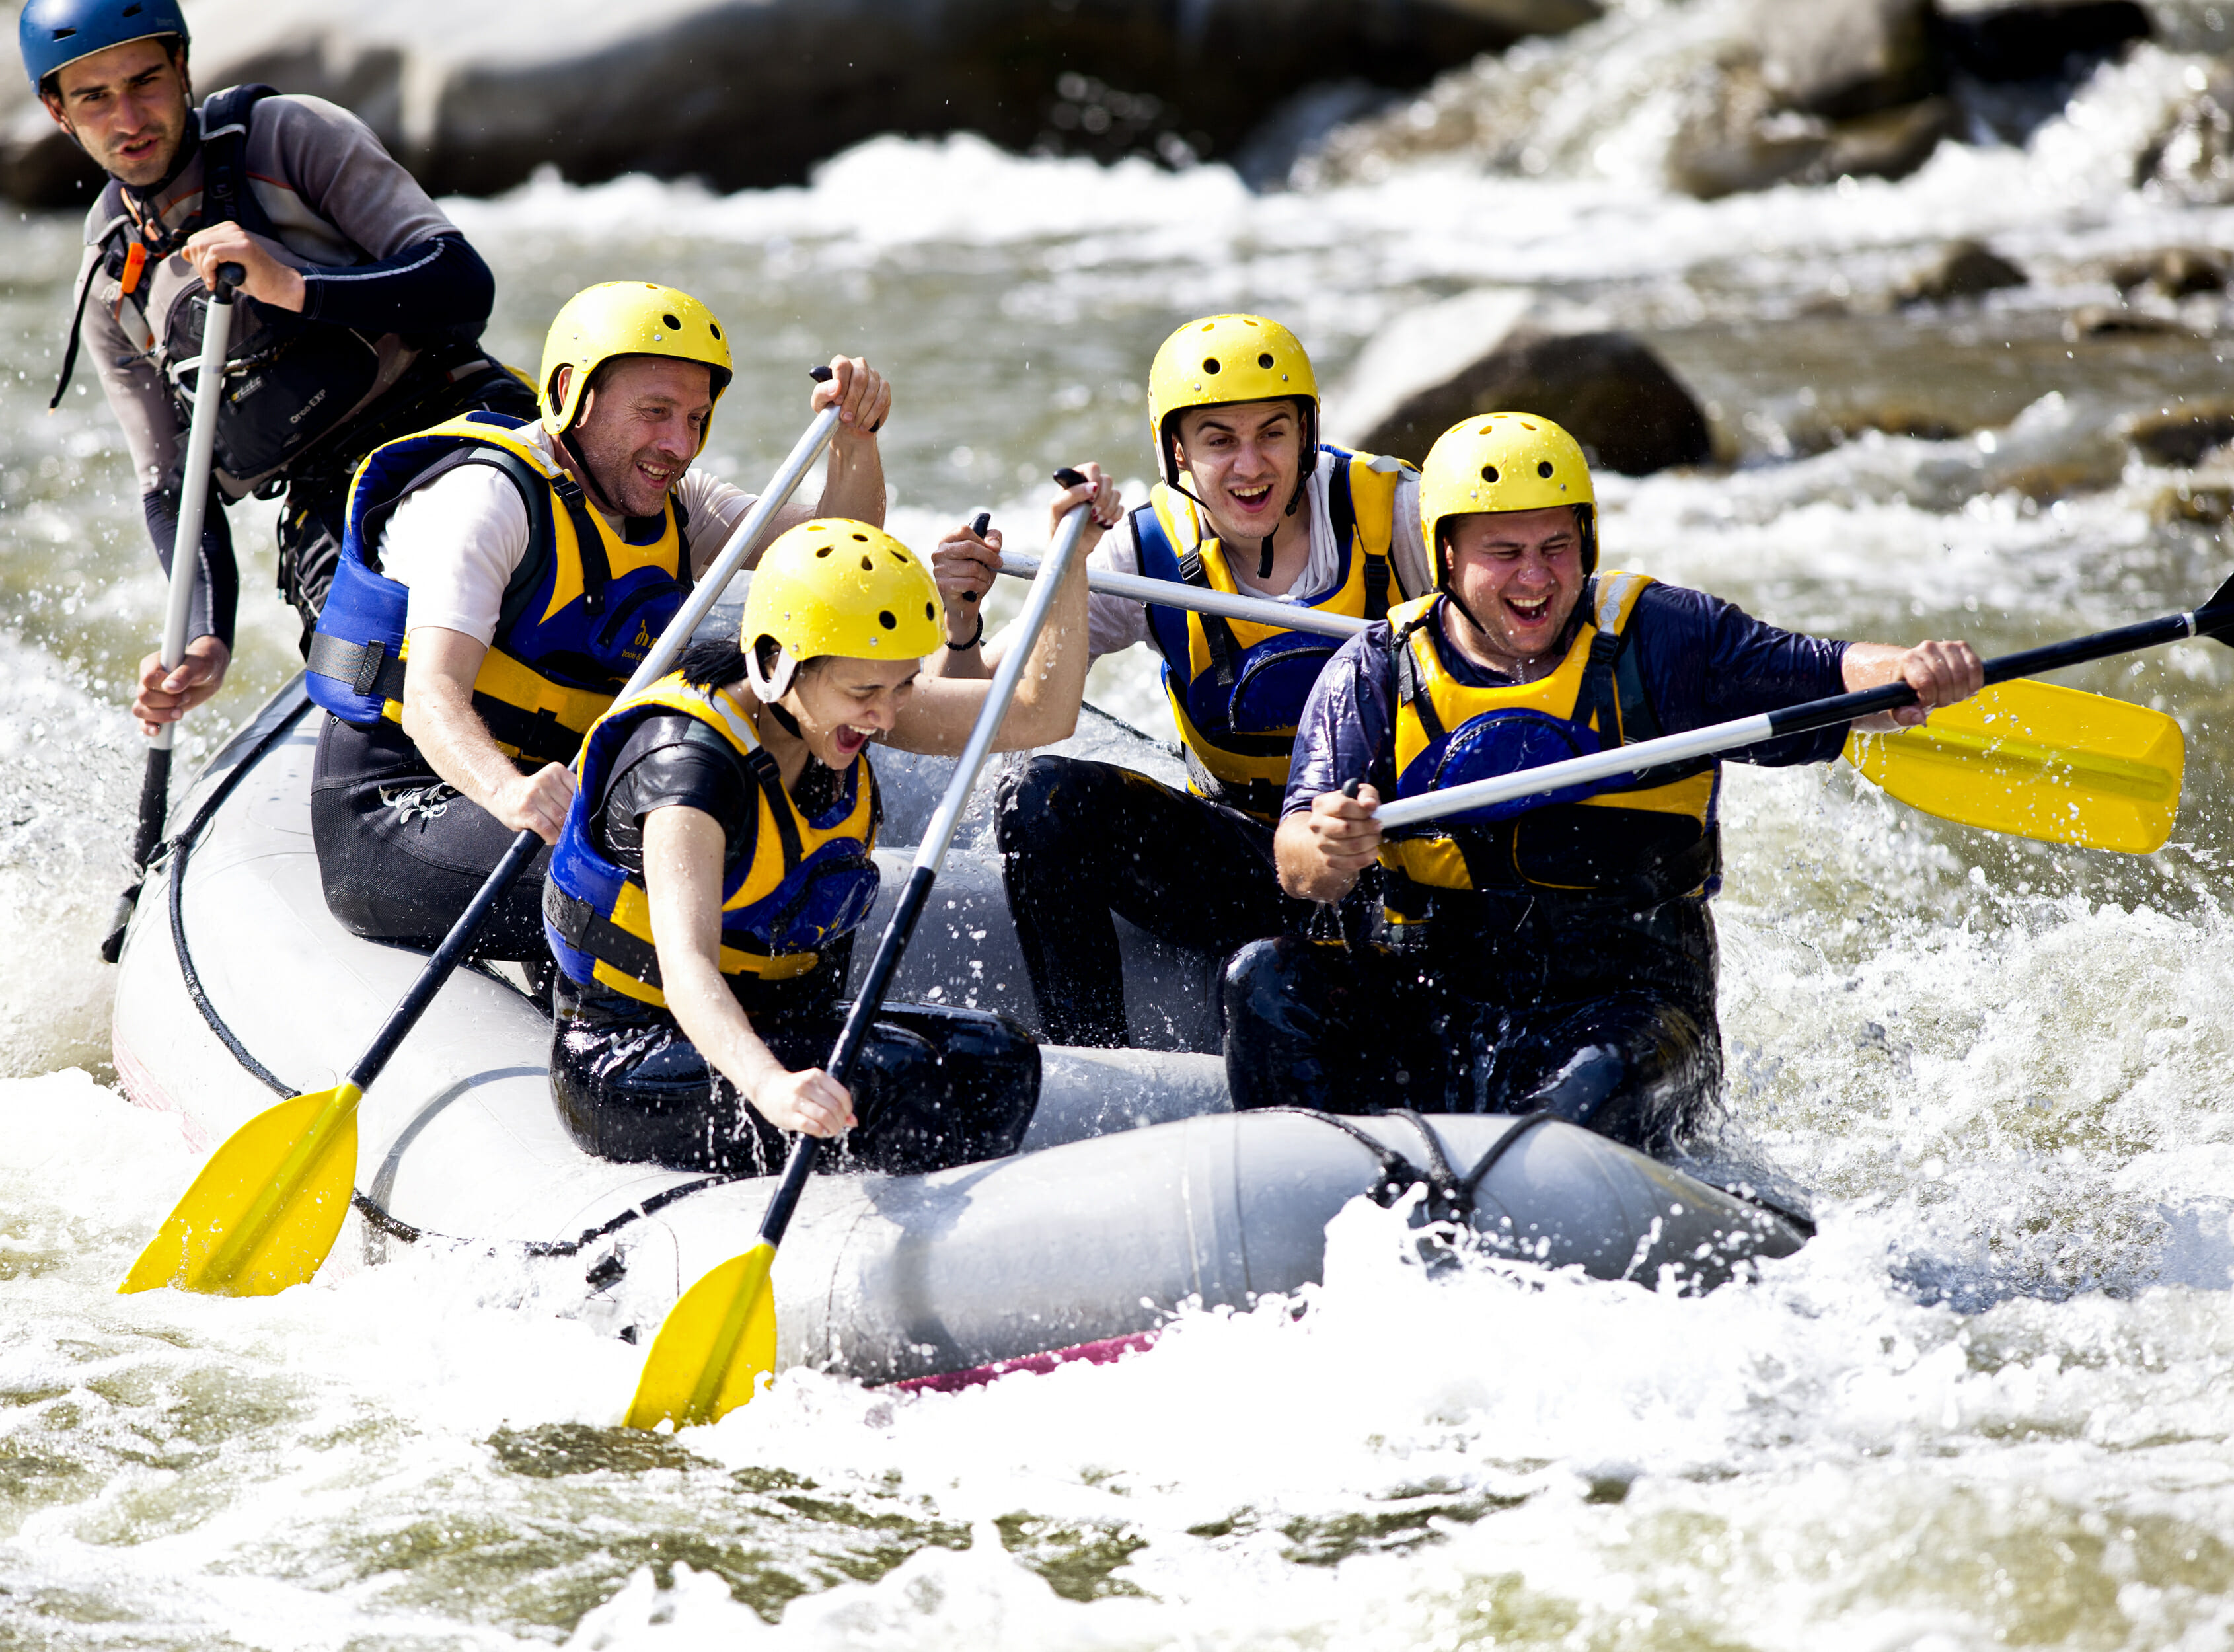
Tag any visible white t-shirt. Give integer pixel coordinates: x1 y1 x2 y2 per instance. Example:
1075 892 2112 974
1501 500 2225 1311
1084 449 1430 661
377 421 759 645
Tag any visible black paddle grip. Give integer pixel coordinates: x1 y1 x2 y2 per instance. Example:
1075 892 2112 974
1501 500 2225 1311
211 262 244 303
1053 467 1086 488
130 745 174 872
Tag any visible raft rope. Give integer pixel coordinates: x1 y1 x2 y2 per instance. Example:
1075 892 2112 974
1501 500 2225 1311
151 685 731 1261
1255 1105 1559 1225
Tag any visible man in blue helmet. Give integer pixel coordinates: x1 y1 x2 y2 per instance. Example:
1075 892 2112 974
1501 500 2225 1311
23 0 533 732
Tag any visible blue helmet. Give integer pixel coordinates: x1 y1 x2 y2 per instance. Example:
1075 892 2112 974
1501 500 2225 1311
20 0 189 94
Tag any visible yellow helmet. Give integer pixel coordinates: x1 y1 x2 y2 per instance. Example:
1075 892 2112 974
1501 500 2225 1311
539 282 733 451
741 519 945 700
1419 412 1598 579
1146 313 1318 486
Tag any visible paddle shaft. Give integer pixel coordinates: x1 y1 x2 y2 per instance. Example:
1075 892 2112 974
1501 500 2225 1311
1374 585 2234 832
998 552 1368 640
753 484 1098 1252
339 386 845 1099
103 266 242 959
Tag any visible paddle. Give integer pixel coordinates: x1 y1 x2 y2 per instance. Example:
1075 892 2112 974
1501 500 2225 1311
1371 578 2234 840
997 557 2188 852
100 262 245 965
122 375 848 1297
624 472 1099 1431
996 550 1368 640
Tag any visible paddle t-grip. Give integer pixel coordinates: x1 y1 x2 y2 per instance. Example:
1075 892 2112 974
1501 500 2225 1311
212 262 244 302
964 512 992 604
809 365 832 382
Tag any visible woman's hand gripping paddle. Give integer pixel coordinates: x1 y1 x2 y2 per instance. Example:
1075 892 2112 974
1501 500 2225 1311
121 376 848 1298
100 264 244 965
1371 578 2234 841
623 474 1099 1432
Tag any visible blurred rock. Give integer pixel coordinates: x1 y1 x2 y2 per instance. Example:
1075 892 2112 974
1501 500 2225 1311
0 0 1585 206
1327 288 1711 473
2140 63 2234 204
1756 0 1939 120
1896 239 2028 305
2065 303 2189 338
1669 61 1955 198
2128 404 2234 467
2109 247 2227 297
1227 80 1397 190
1934 0 2150 83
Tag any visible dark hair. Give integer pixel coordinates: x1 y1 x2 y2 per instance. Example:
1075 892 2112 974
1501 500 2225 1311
679 637 749 689
679 635 827 691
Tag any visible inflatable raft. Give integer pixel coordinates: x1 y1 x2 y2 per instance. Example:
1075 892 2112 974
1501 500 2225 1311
108 675 1810 1390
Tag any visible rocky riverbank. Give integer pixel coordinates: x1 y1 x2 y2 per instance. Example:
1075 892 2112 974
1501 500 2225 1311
0 0 1594 206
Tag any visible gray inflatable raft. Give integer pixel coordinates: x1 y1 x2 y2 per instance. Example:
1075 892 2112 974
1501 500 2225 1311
109 677 1807 1391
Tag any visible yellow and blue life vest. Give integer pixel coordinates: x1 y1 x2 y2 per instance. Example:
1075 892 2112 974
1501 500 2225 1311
1378 572 1722 930
305 410 692 770
1135 443 1409 822
542 674 881 1012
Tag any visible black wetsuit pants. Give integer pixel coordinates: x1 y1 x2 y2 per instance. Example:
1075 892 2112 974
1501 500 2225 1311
550 997 1041 1178
1221 898 1724 1154
311 714 551 963
996 754 1319 1046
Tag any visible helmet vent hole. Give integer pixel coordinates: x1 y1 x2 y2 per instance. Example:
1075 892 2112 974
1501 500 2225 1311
1481 465 1499 483
1257 352 1274 369
122 3 142 13
1538 461 1555 478
709 323 722 339
852 532 868 541
860 555 875 571
815 545 833 557
924 601 935 619
879 610 897 631
1202 357 1221 375
661 313 681 330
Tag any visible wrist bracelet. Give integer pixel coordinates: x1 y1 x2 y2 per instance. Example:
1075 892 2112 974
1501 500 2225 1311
947 610 985 650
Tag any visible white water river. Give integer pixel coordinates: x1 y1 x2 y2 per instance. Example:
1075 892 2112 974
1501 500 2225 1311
5 3 2234 1643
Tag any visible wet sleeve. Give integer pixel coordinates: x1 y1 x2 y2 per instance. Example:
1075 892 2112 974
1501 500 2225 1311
143 487 237 650
598 718 756 874
254 96 492 342
1282 626 1400 817
1633 583 1852 766
299 233 494 341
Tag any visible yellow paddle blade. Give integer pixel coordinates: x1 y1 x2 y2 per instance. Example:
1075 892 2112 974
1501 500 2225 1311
119 1084 362 1296
1843 680 2183 854
625 1242 779 1431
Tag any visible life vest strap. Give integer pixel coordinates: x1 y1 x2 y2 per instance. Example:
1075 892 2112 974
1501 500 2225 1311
542 881 823 996
305 630 405 706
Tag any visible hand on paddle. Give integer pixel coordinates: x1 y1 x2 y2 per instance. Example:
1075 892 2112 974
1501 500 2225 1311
181 221 305 313
1843 638 1984 730
491 763 577 845
1278 780 1383 903
132 635 229 733
749 1067 858 1138
814 356 891 443
932 514 1000 646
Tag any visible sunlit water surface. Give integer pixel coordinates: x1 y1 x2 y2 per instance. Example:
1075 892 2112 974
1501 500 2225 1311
5 13 2234 1645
